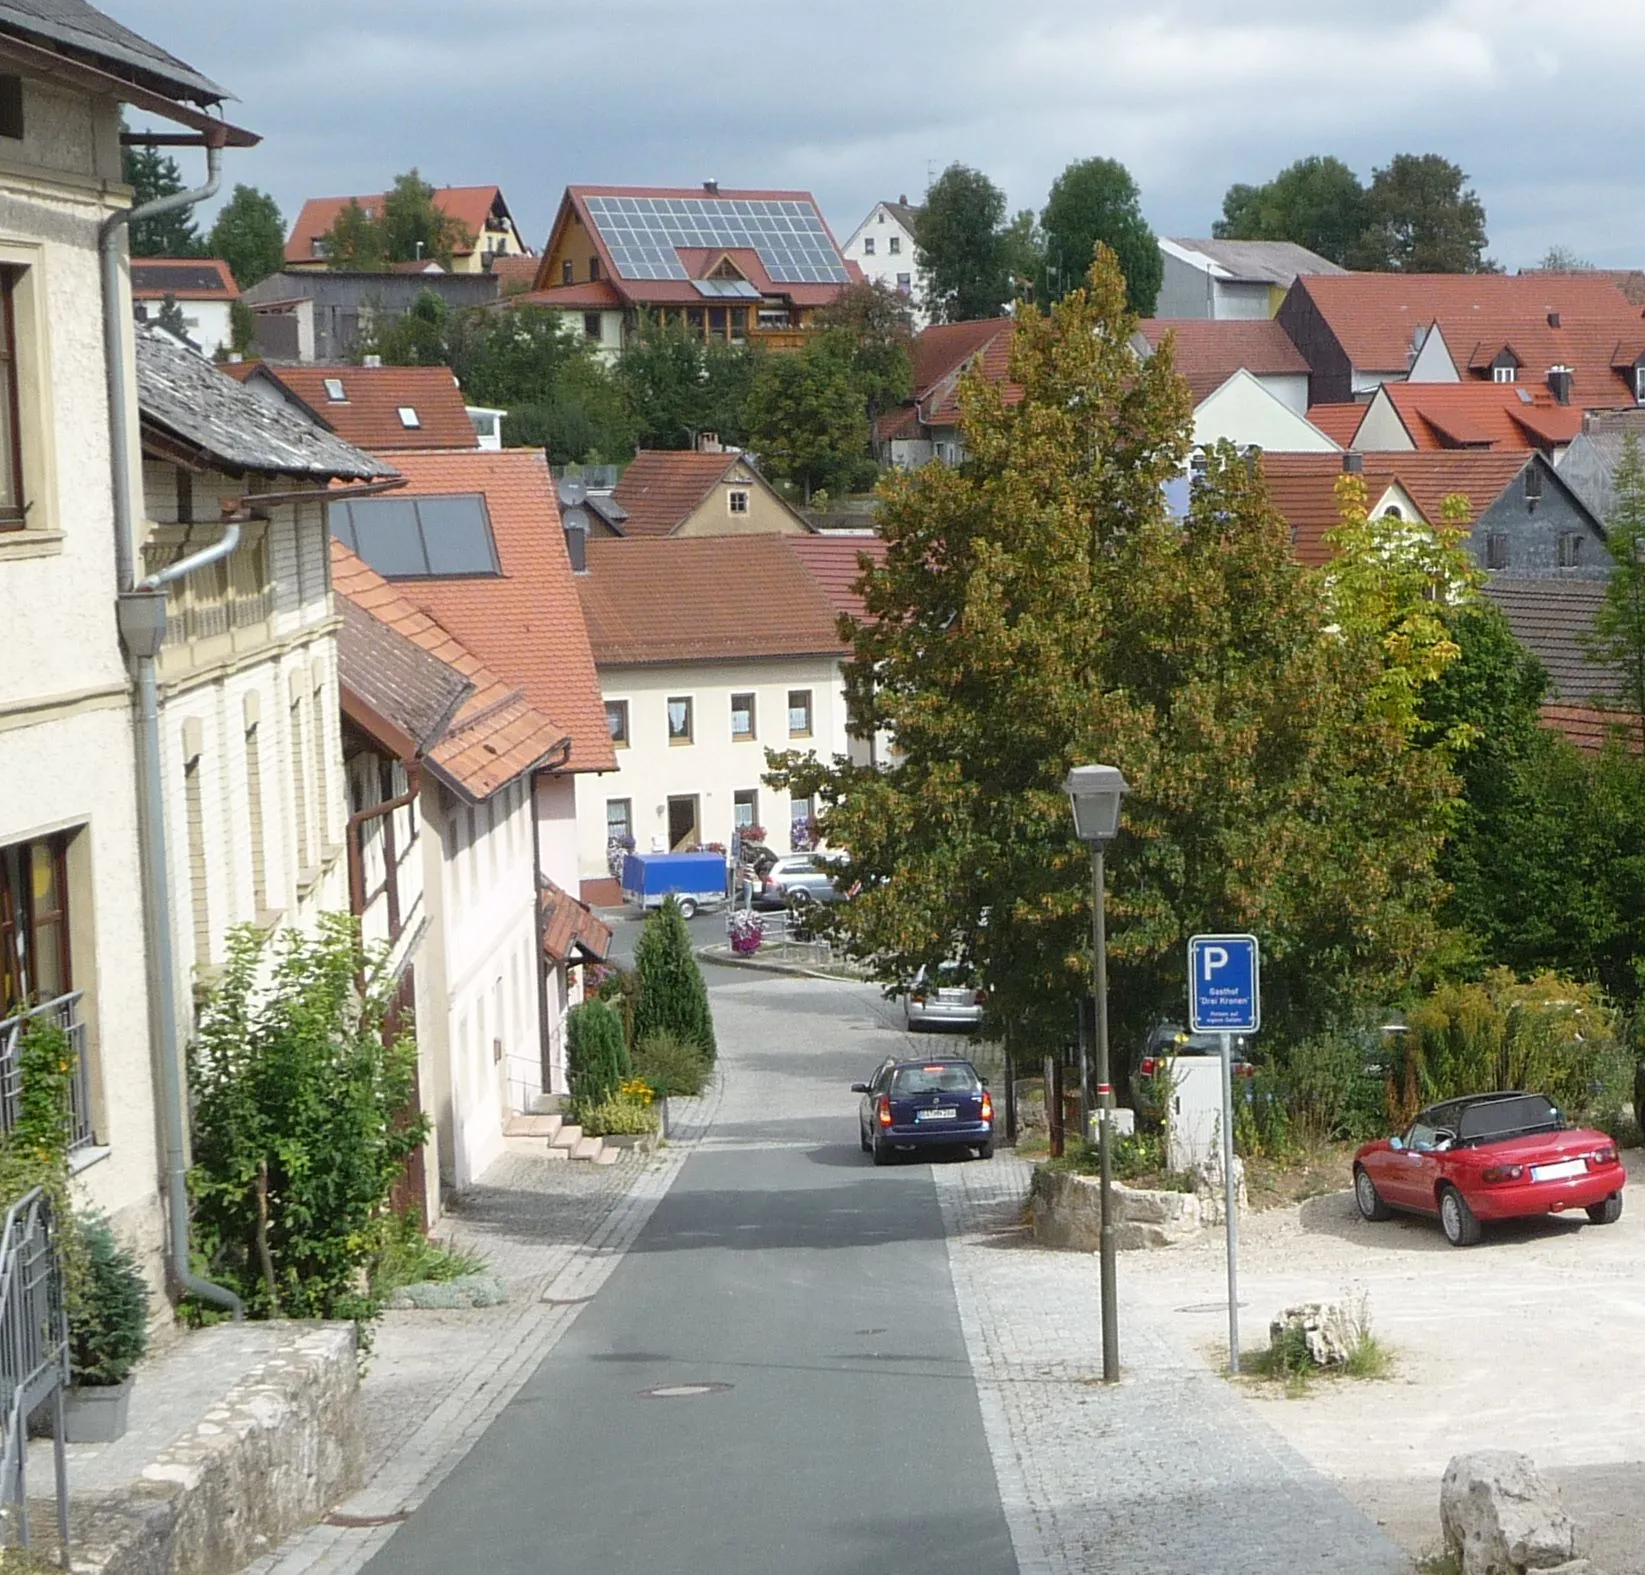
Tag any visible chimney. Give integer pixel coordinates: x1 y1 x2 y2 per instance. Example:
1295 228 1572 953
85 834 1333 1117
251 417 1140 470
363 353 382 369
563 513 588 573
703 178 719 195
1547 310 1561 328
697 430 722 453
1343 450 1364 474
899 193 908 205
1548 365 1573 405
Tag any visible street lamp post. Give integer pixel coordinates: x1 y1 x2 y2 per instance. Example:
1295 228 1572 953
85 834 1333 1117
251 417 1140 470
1063 764 1129 1385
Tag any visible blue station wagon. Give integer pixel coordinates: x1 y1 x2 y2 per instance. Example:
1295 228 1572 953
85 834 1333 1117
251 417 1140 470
853 1058 994 1165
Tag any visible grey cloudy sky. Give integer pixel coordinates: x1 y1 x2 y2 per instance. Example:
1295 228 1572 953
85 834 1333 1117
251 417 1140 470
115 0 1645 271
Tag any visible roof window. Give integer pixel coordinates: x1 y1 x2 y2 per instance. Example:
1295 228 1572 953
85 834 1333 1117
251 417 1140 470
330 492 501 579
323 377 346 402
397 406 421 429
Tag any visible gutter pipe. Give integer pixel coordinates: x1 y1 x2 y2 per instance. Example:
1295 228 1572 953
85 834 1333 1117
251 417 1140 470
103 136 244 1319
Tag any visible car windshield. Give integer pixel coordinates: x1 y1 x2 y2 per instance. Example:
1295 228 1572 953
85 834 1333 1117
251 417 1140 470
931 962 976 988
892 1064 979 1096
1455 1094 1565 1145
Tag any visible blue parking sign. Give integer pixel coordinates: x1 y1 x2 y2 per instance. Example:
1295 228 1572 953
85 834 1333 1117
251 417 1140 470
1188 934 1261 1034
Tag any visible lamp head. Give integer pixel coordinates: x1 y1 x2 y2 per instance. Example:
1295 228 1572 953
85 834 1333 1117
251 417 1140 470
1062 764 1129 846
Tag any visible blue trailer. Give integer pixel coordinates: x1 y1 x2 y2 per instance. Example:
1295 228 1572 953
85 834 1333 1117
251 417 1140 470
620 851 729 919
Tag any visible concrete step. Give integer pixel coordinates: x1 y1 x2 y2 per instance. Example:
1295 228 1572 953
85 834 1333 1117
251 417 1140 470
569 1135 604 1162
549 1123 583 1150
503 1135 569 1160
593 1147 619 1166
503 1112 563 1141
531 1092 564 1115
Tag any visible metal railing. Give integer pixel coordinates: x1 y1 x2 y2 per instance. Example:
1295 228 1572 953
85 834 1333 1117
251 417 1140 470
0 994 95 1153
0 1187 69 1560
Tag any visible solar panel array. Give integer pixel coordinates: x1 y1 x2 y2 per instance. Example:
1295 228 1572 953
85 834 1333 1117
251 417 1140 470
330 493 500 579
582 195 850 286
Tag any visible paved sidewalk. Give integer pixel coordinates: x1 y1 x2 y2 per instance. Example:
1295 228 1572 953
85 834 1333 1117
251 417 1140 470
242 1082 724 1575
932 1154 1414 1575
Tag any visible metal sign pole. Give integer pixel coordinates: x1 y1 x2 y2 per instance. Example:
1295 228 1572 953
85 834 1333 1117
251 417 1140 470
1220 1029 1240 1374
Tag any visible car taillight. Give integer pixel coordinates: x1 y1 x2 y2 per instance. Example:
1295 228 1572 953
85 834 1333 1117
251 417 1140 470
1234 1063 1257 1078
1592 1145 1619 1166
911 991 927 1004
1481 1164 1525 1183
980 1091 993 1123
973 988 987 1005
877 1096 892 1127
1139 1057 1157 1077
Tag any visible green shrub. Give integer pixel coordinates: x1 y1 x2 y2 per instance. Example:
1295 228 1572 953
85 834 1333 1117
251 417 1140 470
572 1092 657 1137
369 1211 487 1298
1234 1067 1294 1160
631 1029 710 1097
567 998 630 1109
1275 1023 1390 1143
70 1216 149 1387
631 899 717 1061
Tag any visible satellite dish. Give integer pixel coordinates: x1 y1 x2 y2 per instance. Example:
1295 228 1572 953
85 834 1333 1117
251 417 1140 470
557 477 588 509
561 506 589 533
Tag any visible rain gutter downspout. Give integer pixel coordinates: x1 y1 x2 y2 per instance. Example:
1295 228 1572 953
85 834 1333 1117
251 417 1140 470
104 135 244 1319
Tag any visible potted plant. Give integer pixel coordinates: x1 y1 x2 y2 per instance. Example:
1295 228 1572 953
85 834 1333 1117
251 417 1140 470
728 910 762 957
64 1215 149 1443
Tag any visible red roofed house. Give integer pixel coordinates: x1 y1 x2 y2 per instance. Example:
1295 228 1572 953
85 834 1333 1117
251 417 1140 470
285 184 531 274
519 183 855 359
605 444 811 539
131 257 239 356
235 361 481 451
881 317 1018 467
328 448 615 1113
572 535 872 898
1333 380 1584 457
1277 271 1645 407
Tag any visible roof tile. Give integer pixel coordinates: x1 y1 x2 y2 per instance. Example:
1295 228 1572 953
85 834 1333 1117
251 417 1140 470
1135 318 1310 403
785 534 888 621
258 364 479 451
286 185 507 265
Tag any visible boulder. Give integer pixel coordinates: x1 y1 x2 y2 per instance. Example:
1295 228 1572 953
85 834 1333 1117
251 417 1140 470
1191 1152 1247 1225
1441 1451 1579 1575
1269 1303 1350 1369
1030 1168 1201 1251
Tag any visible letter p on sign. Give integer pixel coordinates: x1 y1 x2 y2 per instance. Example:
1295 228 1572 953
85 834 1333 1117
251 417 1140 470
1188 934 1260 1034
1202 945 1229 981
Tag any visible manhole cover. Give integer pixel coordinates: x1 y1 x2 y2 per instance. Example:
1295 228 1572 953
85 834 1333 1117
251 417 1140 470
640 1382 733 1399
854 1327 886 1336
1174 1301 1250 1314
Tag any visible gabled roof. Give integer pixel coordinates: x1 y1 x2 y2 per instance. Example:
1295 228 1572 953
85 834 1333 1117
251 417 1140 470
134 329 393 480
1163 238 1346 285
1538 703 1641 753
1480 579 1626 704
1369 382 1584 452
609 449 808 537
909 318 1013 395
538 877 611 965
285 185 510 266
249 364 478 451
331 541 568 802
0 0 225 103
786 534 888 622
130 258 238 300
1134 318 1310 402
1288 273 1644 389
356 449 614 774
488 254 542 296
1304 402 1370 447
577 535 845 665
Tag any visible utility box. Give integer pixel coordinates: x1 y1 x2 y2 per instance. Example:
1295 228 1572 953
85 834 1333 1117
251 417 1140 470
1166 1058 1225 1173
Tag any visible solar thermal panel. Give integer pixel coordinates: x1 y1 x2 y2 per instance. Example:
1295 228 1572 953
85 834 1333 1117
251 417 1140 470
580 193 849 284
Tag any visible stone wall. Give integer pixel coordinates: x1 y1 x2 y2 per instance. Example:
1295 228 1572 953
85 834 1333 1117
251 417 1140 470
1031 1167 1203 1251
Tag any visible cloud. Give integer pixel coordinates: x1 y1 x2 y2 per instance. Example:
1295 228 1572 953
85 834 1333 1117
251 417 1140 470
108 0 1645 270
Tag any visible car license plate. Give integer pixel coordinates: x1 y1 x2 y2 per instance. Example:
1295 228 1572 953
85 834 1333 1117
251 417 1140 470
1530 1159 1587 1182
916 1108 957 1121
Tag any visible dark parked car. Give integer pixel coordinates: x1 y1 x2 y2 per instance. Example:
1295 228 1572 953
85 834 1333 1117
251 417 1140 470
1353 1091 1624 1247
1131 1022 1252 1116
853 1057 994 1165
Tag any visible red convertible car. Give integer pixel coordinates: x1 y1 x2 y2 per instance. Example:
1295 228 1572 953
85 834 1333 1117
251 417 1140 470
1353 1092 1625 1247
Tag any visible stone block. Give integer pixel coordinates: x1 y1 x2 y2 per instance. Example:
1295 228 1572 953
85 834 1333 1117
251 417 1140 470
1441 1450 1579 1575
1030 1168 1202 1252
1269 1303 1350 1369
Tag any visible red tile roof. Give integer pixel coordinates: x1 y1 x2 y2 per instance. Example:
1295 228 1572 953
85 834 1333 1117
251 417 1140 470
363 450 616 774
609 450 805 538
489 255 543 296
1291 272 1645 405
285 185 507 266
1370 382 1584 452
130 257 238 299
785 534 888 622
1135 318 1310 403
1258 451 1531 563
578 535 845 665
256 365 478 451
331 542 569 801
538 877 612 964
909 318 1015 396
515 278 625 311
1306 402 1369 446
1539 703 1642 753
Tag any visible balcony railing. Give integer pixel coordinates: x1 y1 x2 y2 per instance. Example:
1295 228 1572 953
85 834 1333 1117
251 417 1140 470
0 994 95 1153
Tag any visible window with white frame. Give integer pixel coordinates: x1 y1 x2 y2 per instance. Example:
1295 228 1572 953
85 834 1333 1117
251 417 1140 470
862 237 875 256
728 489 749 515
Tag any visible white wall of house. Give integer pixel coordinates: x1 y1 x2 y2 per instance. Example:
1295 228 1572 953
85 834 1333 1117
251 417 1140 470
0 76 165 1285
1407 325 1460 383
1193 371 1338 452
1157 245 1277 320
136 296 233 358
575 654 849 883
1352 388 1417 452
841 205 926 327
431 776 542 1191
534 769 581 1095
554 308 624 364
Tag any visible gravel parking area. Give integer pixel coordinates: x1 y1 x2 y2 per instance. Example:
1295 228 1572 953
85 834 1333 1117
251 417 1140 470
1121 1148 1645 1572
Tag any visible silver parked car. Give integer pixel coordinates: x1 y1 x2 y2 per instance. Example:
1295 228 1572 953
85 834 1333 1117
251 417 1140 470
905 962 985 1032
749 852 850 911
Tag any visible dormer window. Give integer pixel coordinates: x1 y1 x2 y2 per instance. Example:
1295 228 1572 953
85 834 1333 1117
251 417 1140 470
1491 349 1519 383
323 377 346 402
397 407 421 429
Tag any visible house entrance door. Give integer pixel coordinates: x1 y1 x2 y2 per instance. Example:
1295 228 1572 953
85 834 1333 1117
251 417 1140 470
667 796 699 851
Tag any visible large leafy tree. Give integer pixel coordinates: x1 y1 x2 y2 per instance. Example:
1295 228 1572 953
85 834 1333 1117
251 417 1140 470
1587 433 1645 735
319 199 387 271
1040 156 1161 313
121 141 205 257
745 334 870 499
770 249 1465 1057
1213 155 1368 267
614 316 755 449
916 164 1011 324
319 169 472 271
1354 153 1490 273
208 185 285 289
813 279 914 429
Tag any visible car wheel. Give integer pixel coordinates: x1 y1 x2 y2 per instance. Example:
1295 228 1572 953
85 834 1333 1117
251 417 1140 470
1586 1193 1623 1225
872 1133 893 1167
676 897 698 920
1439 1186 1482 1247
786 887 814 909
859 1122 871 1153
976 1141 994 1161
1353 1166 1392 1222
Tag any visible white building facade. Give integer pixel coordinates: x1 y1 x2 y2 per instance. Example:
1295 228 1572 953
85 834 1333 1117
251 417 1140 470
841 199 926 327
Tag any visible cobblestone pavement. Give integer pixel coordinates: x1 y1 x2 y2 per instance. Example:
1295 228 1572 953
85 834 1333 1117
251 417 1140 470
241 1082 725 1575
932 1153 1415 1575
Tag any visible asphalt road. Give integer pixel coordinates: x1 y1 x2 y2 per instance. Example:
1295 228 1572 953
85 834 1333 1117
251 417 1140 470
365 965 1016 1575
